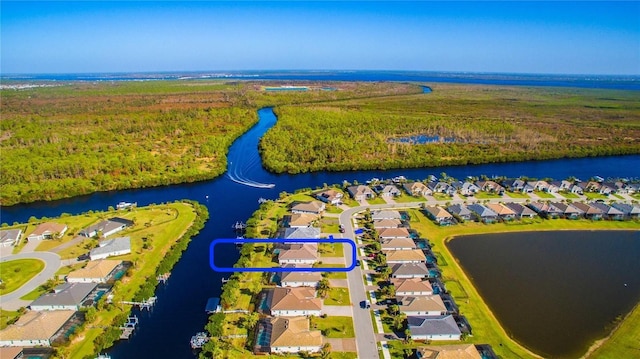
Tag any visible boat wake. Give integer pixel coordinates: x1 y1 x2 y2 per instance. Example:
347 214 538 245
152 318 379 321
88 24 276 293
226 133 275 189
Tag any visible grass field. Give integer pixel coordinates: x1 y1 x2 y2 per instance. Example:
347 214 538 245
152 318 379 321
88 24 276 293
0 259 45 295
506 191 530 199
534 191 556 199
366 197 387 205
311 315 355 338
325 287 351 306
560 192 581 199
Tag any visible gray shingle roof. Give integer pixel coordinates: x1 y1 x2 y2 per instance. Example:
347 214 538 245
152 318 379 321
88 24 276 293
30 283 97 308
408 315 461 336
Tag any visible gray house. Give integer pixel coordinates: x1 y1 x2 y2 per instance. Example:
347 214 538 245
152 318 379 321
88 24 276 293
446 204 472 222
611 203 640 219
503 203 537 219
589 202 624 220
407 315 462 341
29 283 97 311
467 204 499 223
391 262 430 279
347 185 375 201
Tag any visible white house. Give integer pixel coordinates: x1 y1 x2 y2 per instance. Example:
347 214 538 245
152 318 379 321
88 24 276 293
27 222 67 241
397 295 447 316
0 229 22 247
89 237 131 261
269 317 322 354
269 287 322 317
66 259 122 283
0 310 76 347
279 265 322 288
391 278 434 296
408 315 461 341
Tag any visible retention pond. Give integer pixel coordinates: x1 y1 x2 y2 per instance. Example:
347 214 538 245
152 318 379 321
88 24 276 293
447 230 640 358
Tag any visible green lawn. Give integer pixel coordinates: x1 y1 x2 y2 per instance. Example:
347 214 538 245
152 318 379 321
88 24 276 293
442 279 469 299
589 302 640 358
0 259 45 295
311 315 355 338
560 192 581 199
325 204 344 214
432 193 453 201
319 243 344 257
506 191 530 199
0 309 21 330
474 192 502 199
324 287 351 306
394 194 425 203
329 352 357 359
584 192 608 200
341 198 360 207
534 191 556 199
366 197 387 205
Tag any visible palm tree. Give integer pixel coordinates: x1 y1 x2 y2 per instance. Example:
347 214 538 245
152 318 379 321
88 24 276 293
317 278 330 298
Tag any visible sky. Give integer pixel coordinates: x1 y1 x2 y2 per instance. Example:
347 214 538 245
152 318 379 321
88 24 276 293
1 1 639 75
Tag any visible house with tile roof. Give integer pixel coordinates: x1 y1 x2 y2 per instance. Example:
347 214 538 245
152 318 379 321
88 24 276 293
386 249 427 264
29 282 97 311
503 203 537 219
381 238 417 251
377 227 411 239
416 344 482 359
277 243 318 265
391 278 434 296
27 222 67 241
397 295 447 316
0 310 76 347
375 184 402 197
373 218 403 229
269 317 322 354
268 287 322 316
551 202 584 219
391 262 430 279
372 210 403 221
347 185 375 201
314 189 344 205
0 229 22 247
486 203 516 220
408 315 462 341
290 201 325 215
89 236 131 261
475 180 505 194
527 202 563 219
279 265 322 288
404 182 431 196
423 206 454 225
284 213 317 228
66 259 122 283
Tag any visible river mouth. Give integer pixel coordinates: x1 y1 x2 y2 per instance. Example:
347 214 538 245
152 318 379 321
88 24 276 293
447 230 640 358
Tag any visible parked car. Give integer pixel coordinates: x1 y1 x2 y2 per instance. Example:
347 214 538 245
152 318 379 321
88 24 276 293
355 259 361 266
339 224 345 233
360 300 371 309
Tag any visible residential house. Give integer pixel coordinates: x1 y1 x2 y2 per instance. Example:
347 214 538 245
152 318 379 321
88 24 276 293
391 262 430 279
581 181 602 193
485 203 516 220
528 180 551 192
397 295 447 316
269 317 322 354
560 180 575 192
386 249 427 264
89 236 131 261
79 217 134 238
29 282 97 311
28 222 67 241
475 180 505 194
0 310 76 347
372 210 403 221
428 182 455 196
277 243 319 265
279 265 322 288
502 179 526 192
381 238 417 251
527 202 563 219
268 287 322 317
347 185 375 201
611 203 640 219
503 203 537 219
66 259 122 283
0 347 24 359
391 278 433 296
285 213 317 228
467 204 499 223
456 182 481 197
423 206 454 225
375 184 402 198
373 218 403 229
589 202 625 220
404 182 431 197
570 202 604 220
569 184 584 195
314 189 343 205
446 204 473 222
377 227 411 239
408 315 462 341
550 181 564 193
599 183 617 195
283 227 321 239
415 344 482 359
614 181 631 194
551 202 584 219
0 229 22 247
290 201 325 215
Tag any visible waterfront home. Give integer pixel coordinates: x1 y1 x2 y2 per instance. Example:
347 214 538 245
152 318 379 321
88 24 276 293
347 185 375 201
372 210 403 220
314 189 343 205
475 180 505 194
0 310 76 347
0 229 22 247
277 243 319 265
467 204 499 223
407 315 462 341
503 203 537 219
570 202 603 220
446 204 473 222
428 182 455 196
391 262 430 279
284 213 317 228
377 227 411 239
79 217 134 238
404 181 431 196
415 344 482 359
581 181 602 193
501 178 526 192
381 238 418 251
569 184 585 195
290 201 325 215
528 180 551 192
30 282 97 311
551 202 584 219
614 181 632 194
485 203 516 220
89 236 131 260
386 249 427 264
268 287 322 317
397 295 447 316
269 317 322 354
391 278 433 296
455 181 480 196
611 203 640 219
560 180 574 191
282 227 321 239
375 184 402 197
423 206 454 225
279 265 322 288
599 182 616 195
27 222 67 241
66 259 122 283
373 218 403 229
589 202 625 220
527 202 563 219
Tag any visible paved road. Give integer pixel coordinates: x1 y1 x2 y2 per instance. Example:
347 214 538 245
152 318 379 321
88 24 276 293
0 251 62 310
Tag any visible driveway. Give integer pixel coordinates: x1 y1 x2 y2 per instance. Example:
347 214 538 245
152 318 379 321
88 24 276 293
0 251 61 310
322 305 354 316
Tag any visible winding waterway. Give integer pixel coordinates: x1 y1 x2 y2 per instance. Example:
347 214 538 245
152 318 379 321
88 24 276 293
2 107 640 358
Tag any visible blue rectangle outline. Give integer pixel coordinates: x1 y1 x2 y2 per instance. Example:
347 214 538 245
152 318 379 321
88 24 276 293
210 238 357 273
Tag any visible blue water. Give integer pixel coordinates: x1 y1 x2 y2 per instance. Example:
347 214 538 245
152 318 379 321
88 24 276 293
2 70 639 90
